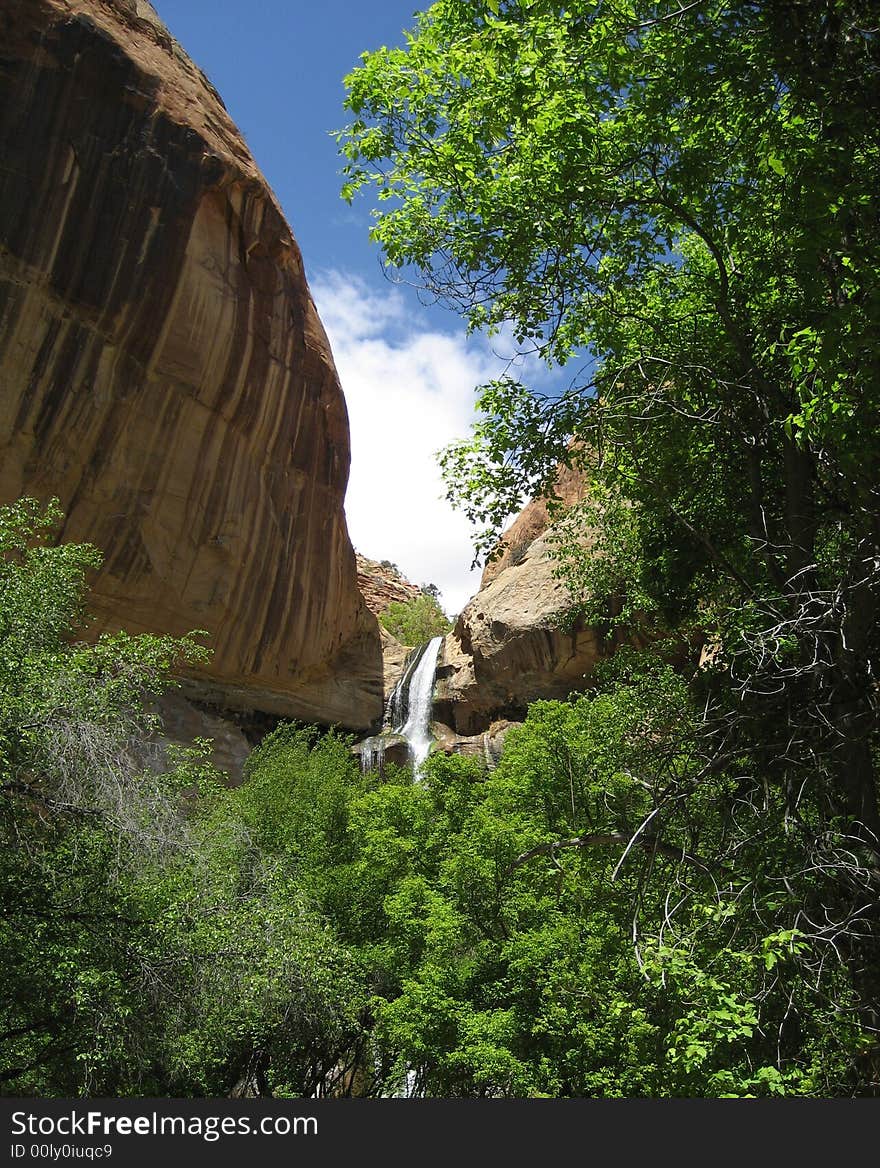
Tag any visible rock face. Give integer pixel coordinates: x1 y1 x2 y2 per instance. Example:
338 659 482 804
431 719 517 770
146 691 253 787
356 554 422 616
0 0 383 728
435 465 634 734
355 555 426 704
379 626 411 707
479 462 588 587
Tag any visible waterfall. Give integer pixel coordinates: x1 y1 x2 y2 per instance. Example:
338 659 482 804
387 635 443 770
359 736 386 774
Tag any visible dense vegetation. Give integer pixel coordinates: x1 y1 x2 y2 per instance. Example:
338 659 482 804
0 501 365 1096
5 0 879 1098
6 498 868 1096
239 682 865 1097
338 0 880 1093
379 589 453 645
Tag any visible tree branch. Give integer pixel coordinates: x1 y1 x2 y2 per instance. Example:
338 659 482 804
509 831 723 876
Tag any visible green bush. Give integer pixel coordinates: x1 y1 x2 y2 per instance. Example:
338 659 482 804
238 660 869 1097
4 496 868 1096
379 592 452 646
0 499 364 1096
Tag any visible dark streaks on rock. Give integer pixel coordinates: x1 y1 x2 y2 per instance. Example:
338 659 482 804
0 0 383 728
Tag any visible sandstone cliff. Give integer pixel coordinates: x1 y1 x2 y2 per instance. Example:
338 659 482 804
356 554 422 617
0 0 383 728
479 462 588 587
435 465 635 734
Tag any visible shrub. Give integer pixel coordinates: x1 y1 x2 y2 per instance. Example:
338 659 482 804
380 593 451 646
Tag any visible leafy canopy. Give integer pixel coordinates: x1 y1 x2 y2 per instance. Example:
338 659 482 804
0 500 364 1096
340 0 880 539
239 661 867 1097
380 592 452 646
339 0 880 1078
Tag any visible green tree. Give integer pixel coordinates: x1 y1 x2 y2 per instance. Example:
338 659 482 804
0 500 366 1095
0 498 209 1091
380 592 452 645
339 0 880 1060
240 670 866 1096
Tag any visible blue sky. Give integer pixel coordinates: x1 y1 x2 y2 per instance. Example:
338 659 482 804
153 0 421 287
151 0 520 613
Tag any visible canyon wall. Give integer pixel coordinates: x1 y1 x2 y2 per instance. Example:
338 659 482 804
0 0 383 728
356 554 422 618
355 554 425 705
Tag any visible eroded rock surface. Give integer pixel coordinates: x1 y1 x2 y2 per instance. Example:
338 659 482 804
435 465 635 734
379 626 411 707
479 462 588 587
356 554 422 616
436 532 616 734
0 0 383 728
355 555 430 705
146 691 253 787
431 719 517 770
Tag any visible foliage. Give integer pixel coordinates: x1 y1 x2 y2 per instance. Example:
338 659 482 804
339 0 880 1077
238 664 869 1096
0 498 198 1091
0 500 364 1096
3 492 868 1097
380 592 452 645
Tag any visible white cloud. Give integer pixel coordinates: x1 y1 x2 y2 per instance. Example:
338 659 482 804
311 270 502 616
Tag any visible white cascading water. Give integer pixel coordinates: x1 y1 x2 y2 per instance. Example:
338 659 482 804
391 634 443 770
359 736 386 774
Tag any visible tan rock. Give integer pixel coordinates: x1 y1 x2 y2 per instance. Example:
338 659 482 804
436 463 641 734
146 691 253 786
437 528 619 733
431 719 518 769
480 462 587 586
380 626 411 705
350 731 410 774
356 554 422 615
355 557 430 704
0 0 383 729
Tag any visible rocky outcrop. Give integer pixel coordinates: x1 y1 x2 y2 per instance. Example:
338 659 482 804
480 462 587 586
354 717 518 776
146 691 254 787
350 730 410 773
435 465 636 734
356 554 422 616
436 532 613 735
380 625 411 706
431 719 518 770
0 0 383 728
355 555 427 704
